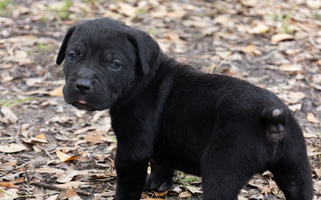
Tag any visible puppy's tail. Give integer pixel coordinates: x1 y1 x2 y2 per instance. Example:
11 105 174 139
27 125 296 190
261 105 287 143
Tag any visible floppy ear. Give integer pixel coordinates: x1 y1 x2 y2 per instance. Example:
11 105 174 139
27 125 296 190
56 26 76 65
128 29 160 76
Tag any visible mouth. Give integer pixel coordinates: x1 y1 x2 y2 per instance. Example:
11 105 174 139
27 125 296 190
72 99 95 111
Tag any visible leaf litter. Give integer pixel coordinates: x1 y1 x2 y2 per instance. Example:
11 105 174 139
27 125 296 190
0 0 321 199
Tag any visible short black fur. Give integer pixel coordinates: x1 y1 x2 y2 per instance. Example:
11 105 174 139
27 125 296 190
57 17 313 200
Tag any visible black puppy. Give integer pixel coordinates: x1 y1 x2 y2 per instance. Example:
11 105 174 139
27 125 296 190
56 18 313 200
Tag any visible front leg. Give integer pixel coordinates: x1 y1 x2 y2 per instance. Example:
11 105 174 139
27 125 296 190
114 145 150 200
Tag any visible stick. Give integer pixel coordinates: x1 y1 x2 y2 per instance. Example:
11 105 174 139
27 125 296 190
31 182 92 196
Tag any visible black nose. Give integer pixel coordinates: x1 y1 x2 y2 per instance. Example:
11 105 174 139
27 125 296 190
75 78 93 93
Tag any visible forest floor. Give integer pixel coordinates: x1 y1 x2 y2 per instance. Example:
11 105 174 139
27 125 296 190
0 0 321 199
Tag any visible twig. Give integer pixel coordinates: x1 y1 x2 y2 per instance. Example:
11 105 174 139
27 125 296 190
36 144 54 160
0 160 32 177
31 182 92 196
252 49 284 63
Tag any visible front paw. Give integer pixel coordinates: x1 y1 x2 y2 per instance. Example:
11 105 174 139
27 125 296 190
143 174 173 192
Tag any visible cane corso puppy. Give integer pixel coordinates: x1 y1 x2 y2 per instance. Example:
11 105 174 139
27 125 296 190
56 17 313 200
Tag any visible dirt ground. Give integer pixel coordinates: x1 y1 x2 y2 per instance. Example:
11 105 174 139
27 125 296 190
0 0 321 199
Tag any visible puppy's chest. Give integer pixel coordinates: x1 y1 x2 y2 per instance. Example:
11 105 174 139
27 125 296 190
152 132 207 175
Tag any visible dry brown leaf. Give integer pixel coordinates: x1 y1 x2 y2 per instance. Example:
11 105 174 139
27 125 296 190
1 106 18 123
285 49 302 55
22 134 48 144
49 85 64 97
238 196 248 200
117 3 137 17
261 187 271 194
186 185 202 194
238 0 258 7
57 166 78 183
0 188 19 200
66 188 82 200
279 64 303 74
167 11 186 18
35 167 65 174
308 152 321 157
54 181 89 189
304 132 319 138
307 0 321 9
307 113 320 124
0 182 18 189
179 191 192 198
315 168 321 177
288 104 302 112
242 45 262 56
280 91 305 104
154 191 168 197
25 78 42 87
271 33 294 44
35 134 46 140
84 134 103 143
0 144 26 153
249 23 269 34
56 149 78 162
74 126 96 135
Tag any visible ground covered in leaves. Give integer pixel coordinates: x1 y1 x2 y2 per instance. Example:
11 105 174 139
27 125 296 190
0 0 321 199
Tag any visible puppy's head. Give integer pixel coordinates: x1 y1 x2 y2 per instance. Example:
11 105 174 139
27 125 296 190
56 18 160 111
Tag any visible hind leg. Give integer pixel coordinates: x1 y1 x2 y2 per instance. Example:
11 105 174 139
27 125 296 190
201 133 259 199
143 159 175 192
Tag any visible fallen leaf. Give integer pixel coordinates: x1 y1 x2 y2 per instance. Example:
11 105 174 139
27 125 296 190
22 134 48 144
0 188 19 200
56 149 78 162
249 23 269 34
54 181 89 189
56 166 78 183
74 126 96 135
49 85 64 97
186 185 202 194
307 0 321 9
179 191 192 198
14 50 28 59
1 106 18 123
35 167 65 174
238 0 257 7
288 103 302 112
0 182 18 189
117 3 137 17
238 196 248 200
285 49 302 55
167 11 186 18
84 134 104 143
0 144 26 153
279 64 303 74
66 188 82 200
271 33 295 44
242 45 262 56
307 113 320 124
261 187 271 194
304 132 319 138
154 191 168 197
25 78 42 87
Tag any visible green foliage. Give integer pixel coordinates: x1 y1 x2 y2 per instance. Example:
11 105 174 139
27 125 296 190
0 189 12 197
58 0 73 20
0 0 14 16
269 12 293 34
0 96 32 107
175 171 202 199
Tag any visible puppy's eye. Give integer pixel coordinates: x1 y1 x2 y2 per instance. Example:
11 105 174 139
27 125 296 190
110 62 123 70
67 53 78 62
